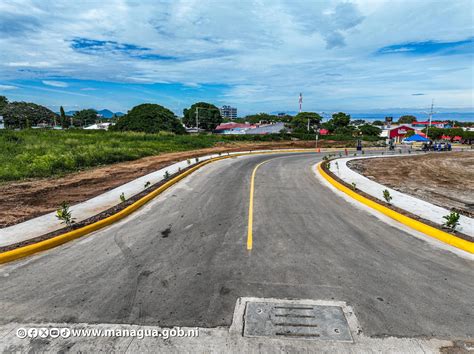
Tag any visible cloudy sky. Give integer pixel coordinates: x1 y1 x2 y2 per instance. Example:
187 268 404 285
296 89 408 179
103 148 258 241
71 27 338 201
0 0 472 115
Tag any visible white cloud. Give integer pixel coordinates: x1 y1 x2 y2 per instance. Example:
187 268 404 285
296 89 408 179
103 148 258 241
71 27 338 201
42 80 68 88
0 84 17 90
0 0 472 112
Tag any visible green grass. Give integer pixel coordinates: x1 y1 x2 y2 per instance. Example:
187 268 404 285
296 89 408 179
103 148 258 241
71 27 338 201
0 129 380 182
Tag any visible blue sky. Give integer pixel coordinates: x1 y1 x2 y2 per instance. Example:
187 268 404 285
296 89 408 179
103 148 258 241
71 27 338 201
0 0 473 116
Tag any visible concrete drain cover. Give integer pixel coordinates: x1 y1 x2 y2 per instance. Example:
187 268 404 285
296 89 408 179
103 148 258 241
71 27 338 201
243 301 352 341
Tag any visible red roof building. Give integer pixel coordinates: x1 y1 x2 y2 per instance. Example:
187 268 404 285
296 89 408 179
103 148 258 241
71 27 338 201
389 125 414 142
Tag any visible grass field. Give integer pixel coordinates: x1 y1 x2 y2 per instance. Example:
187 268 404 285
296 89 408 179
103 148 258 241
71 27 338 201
0 129 378 182
0 130 290 181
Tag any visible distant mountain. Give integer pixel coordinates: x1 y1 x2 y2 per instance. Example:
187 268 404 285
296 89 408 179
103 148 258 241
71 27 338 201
97 109 125 118
59 109 125 118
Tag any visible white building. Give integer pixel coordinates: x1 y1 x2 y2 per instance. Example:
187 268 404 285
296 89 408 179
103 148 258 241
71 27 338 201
84 122 112 130
219 105 237 119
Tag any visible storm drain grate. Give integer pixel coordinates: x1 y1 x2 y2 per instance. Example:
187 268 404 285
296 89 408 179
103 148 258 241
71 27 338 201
243 301 352 341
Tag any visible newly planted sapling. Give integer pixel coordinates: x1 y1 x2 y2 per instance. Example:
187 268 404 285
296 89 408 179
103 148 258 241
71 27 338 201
56 201 75 226
383 189 392 204
443 211 460 230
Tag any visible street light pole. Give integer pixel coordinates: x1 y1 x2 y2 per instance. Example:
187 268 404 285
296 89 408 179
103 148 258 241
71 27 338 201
195 107 200 131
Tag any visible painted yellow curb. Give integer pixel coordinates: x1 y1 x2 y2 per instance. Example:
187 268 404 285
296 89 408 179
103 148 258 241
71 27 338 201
0 149 317 264
317 162 474 254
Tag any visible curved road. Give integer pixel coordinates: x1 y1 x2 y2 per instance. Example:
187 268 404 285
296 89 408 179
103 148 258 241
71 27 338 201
1 153 473 339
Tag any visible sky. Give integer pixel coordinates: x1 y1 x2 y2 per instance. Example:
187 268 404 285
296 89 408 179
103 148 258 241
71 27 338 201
0 0 473 116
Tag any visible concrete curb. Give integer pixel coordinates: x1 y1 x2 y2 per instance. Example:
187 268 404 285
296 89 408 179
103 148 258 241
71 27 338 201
317 161 474 254
0 150 316 264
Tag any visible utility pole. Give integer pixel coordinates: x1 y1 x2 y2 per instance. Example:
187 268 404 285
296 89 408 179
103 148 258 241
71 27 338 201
195 107 200 131
426 99 434 139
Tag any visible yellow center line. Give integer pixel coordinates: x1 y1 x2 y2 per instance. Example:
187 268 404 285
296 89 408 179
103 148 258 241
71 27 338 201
247 157 284 250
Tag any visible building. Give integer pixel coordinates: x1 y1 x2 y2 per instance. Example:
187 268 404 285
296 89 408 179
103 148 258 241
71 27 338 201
214 122 255 134
84 122 112 130
412 121 451 129
380 124 415 143
219 105 237 119
244 122 286 135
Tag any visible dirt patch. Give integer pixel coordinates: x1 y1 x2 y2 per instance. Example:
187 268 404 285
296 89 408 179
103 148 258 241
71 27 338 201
321 158 473 242
0 140 345 228
348 151 474 217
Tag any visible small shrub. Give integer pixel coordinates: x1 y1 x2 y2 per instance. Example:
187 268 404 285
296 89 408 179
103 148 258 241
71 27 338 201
163 170 170 179
351 182 357 190
443 211 460 230
120 192 126 202
187 159 191 165
338 153 342 157
56 201 75 226
398 149 402 154
195 157 199 163
383 189 392 204
353 153 357 156
144 181 151 189
326 162 331 169
361 150 365 155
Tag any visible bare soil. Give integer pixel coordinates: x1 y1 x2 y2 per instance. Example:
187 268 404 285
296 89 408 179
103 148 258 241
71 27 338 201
322 157 473 242
0 140 343 228
348 151 474 217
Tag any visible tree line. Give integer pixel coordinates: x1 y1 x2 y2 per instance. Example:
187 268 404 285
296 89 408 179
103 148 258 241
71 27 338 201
1 95 470 139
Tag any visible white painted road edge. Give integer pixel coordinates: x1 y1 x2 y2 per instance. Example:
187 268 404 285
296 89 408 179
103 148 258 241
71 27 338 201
313 163 474 260
0 297 454 353
328 155 473 237
0 149 315 247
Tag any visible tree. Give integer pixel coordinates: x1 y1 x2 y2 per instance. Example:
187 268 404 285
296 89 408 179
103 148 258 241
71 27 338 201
359 124 381 136
112 103 185 134
330 112 351 129
372 120 384 126
59 106 70 128
72 109 98 127
405 130 415 137
289 112 322 133
334 125 356 136
182 102 222 131
0 96 8 113
243 113 292 124
2 101 57 129
398 115 417 124
350 119 366 126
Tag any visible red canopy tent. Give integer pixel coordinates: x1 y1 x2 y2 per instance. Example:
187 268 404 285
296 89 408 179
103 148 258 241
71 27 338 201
453 136 462 141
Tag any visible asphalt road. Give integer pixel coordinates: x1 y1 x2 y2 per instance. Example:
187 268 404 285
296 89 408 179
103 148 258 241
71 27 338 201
0 153 473 339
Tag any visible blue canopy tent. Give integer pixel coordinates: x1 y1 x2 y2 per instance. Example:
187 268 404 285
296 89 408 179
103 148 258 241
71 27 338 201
404 134 430 142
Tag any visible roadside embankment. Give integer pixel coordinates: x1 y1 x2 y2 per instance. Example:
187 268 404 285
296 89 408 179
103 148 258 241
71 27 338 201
348 151 474 217
0 140 348 228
